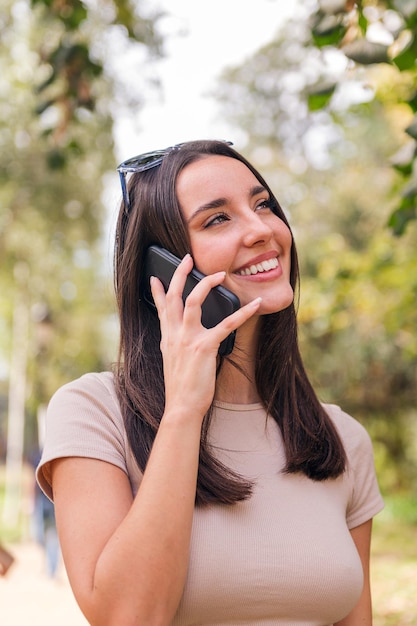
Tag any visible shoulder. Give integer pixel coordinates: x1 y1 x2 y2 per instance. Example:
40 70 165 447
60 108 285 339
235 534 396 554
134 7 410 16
50 370 116 402
322 403 373 452
48 371 120 422
38 371 130 497
46 370 126 444
323 403 384 526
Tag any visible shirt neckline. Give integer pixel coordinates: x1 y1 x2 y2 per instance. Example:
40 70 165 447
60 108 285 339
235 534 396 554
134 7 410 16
213 400 264 412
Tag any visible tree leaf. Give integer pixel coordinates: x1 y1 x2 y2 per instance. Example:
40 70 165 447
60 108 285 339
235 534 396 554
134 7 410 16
319 0 351 14
342 40 390 64
307 82 337 110
31 0 87 30
392 0 417 27
390 142 417 175
392 47 416 70
407 91 417 112
405 114 417 139
46 149 67 170
311 12 347 47
391 33 417 71
358 10 368 35
388 195 417 236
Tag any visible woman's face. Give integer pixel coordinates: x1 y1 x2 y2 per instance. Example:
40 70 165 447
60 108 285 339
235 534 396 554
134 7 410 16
176 155 294 315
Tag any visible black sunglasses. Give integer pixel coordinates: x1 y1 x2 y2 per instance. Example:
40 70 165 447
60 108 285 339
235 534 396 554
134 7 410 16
116 140 233 212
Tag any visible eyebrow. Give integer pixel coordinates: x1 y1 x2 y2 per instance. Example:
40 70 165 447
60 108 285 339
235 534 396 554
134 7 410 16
187 185 267 223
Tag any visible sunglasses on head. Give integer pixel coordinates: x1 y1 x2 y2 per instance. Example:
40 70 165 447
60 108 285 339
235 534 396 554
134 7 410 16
116 140 233 213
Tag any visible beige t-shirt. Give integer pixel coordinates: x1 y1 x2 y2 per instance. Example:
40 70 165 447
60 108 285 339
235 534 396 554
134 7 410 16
37 372 384 625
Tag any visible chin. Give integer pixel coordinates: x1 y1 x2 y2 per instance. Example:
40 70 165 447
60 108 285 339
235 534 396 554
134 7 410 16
260 290 294 315
258 302 292 316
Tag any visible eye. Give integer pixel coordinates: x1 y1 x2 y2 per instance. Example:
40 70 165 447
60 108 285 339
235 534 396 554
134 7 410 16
255 197 275 211
203 213 230 228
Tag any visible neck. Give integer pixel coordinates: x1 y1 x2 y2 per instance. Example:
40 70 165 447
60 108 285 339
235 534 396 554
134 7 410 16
215 319 260 404
215 370 260 404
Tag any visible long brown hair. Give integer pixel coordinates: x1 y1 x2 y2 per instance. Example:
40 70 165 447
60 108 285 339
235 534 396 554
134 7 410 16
114 140 346 505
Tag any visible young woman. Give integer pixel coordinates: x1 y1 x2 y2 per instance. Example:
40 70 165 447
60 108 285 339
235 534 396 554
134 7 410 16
37 140 384 625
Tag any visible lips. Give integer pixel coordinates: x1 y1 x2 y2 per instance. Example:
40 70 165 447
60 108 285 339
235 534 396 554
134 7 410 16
236 257 279 276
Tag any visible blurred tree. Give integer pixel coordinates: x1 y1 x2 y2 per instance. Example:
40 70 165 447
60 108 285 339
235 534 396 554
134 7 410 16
0 0 164 514
30 0 163 149
216 15 417 491
219 0 417 234
293 112 417 492
306 0 417 235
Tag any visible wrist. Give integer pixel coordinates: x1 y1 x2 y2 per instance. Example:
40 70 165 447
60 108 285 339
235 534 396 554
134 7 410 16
160 406 206 429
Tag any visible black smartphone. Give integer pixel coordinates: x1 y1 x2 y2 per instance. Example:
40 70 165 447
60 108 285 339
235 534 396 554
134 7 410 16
143 245 240 356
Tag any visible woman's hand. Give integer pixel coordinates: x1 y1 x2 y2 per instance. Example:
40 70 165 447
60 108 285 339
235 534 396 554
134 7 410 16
150 254 261 420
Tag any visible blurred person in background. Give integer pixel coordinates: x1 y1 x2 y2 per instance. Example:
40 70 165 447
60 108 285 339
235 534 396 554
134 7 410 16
0 543 14 577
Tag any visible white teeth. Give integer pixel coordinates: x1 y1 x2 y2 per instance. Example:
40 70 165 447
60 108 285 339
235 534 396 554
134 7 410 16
238 257 279 276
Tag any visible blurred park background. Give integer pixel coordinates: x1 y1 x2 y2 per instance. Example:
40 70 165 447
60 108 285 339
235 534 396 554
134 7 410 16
1 0 416 624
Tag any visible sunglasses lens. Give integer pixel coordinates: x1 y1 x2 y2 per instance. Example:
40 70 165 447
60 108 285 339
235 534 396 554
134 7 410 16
118 141 234 174
117 141 234 211
118 150 166 173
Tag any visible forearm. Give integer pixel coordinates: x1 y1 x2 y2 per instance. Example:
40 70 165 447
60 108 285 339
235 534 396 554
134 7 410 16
92 412 202 625
335 520 373 626
56 411 203 626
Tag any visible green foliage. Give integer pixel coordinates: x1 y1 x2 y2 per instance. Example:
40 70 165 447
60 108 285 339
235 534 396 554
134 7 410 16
31 0 88 30
217 31 417 493
306 0 417 233
372 500 417 625
307 82 336 111
405 114 417 139
343 40 390 64
26 0 163 160
310 12 347 47
388 191 417 235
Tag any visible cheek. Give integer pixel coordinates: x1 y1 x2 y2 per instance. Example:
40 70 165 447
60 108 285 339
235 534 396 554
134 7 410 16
190 237 232 275
277 222 294 265
276 218 292 244
194 255 229 277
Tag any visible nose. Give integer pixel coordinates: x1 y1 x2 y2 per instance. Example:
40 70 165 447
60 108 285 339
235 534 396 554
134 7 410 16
242 211 273 247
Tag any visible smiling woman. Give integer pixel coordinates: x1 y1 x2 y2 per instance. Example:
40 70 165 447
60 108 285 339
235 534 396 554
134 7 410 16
176 154 294 315
37 140 383 626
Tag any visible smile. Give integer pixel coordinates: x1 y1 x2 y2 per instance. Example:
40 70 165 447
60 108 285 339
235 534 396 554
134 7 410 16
236 257 279 276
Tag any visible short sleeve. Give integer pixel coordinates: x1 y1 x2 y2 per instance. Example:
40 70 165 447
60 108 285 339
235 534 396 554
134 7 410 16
325 404 384 529
345 422 384 528
36 372 129 500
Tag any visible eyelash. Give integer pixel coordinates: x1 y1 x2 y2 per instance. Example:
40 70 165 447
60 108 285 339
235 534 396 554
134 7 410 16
203 198 275 228
203 213 229 228
257 198 275 211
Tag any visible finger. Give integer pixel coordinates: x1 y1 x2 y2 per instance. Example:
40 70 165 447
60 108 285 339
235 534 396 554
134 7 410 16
162 254 196 322
165 253 193 298
149 276 167 313
150 254 192 317
207 297 263 345
181 271 227 323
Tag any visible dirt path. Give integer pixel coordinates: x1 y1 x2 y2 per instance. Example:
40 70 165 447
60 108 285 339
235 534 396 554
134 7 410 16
0 541 88 626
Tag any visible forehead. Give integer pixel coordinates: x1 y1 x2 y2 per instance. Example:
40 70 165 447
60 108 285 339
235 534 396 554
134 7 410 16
176 155 261 205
